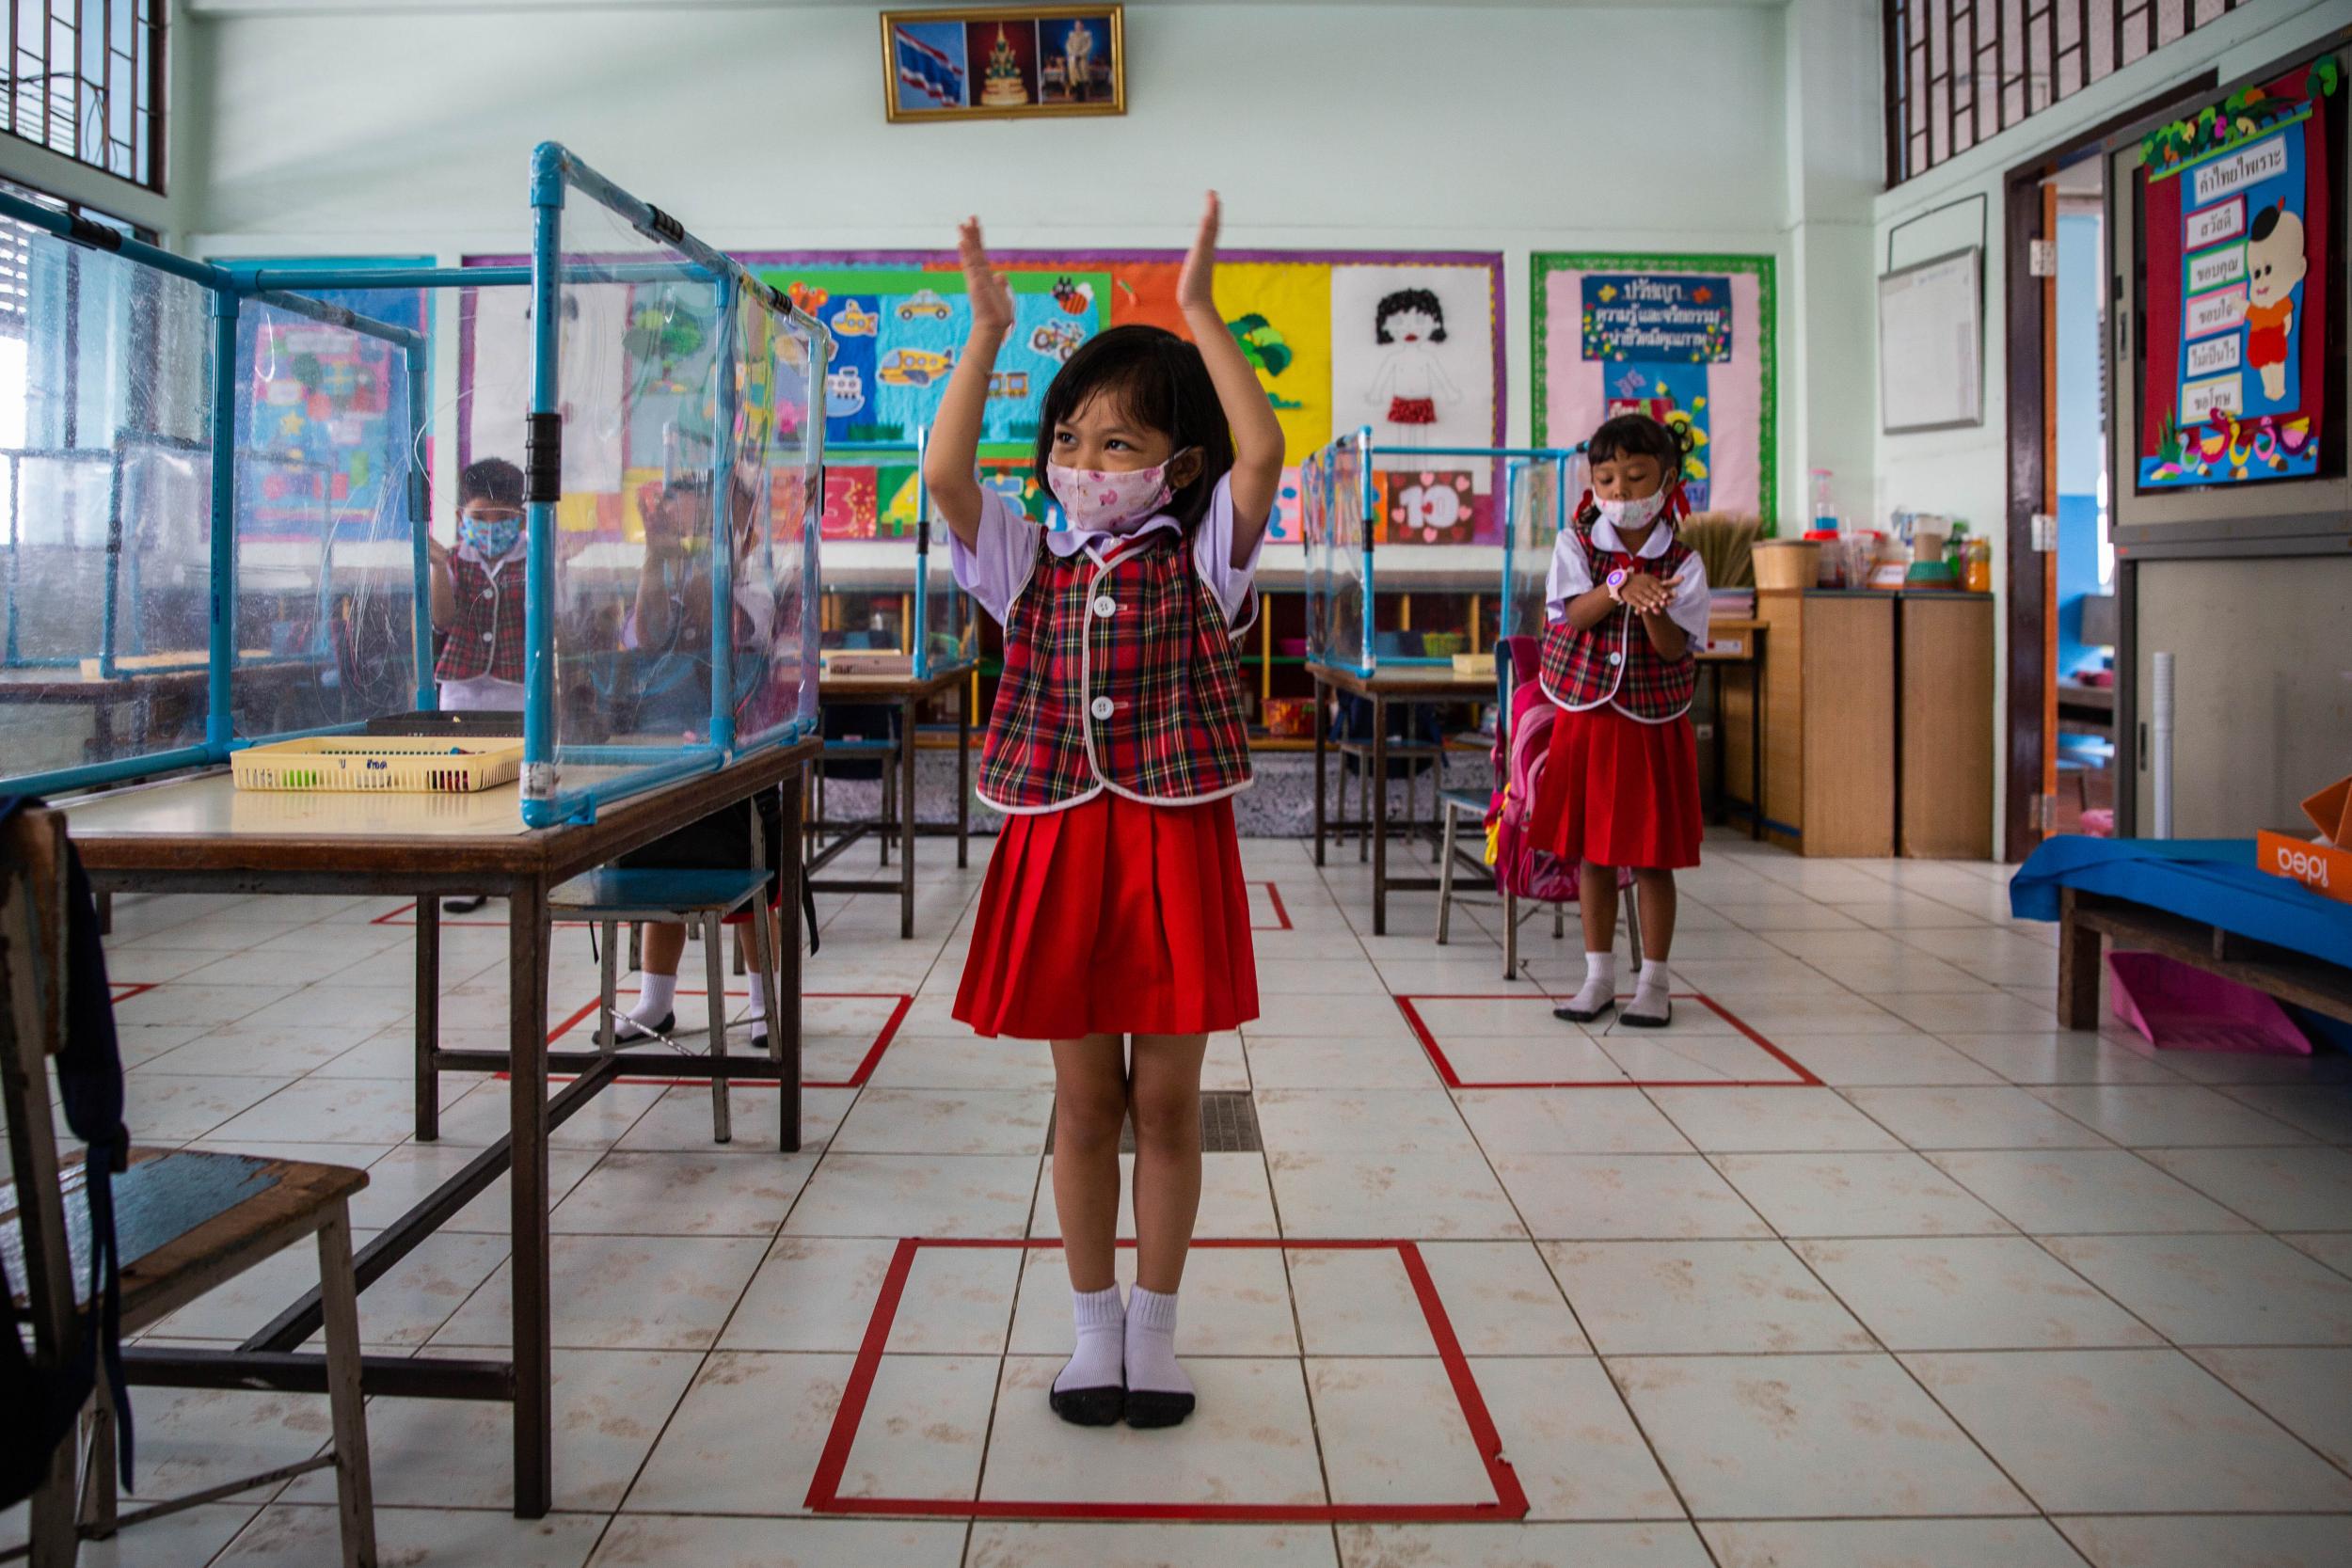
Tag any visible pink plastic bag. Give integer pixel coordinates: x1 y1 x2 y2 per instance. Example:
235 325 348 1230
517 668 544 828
2107 951 2312 1055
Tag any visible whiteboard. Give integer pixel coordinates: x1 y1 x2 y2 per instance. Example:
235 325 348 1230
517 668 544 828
1878 247 1983 434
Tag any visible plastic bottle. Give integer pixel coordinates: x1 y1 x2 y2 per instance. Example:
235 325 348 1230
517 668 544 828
1809 468 1837 533
1964 538 1992 593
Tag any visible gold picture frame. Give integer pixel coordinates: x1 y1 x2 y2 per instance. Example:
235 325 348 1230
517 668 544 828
881 4 1125 123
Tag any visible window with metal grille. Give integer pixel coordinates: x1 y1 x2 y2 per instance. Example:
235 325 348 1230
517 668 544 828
0 177 139 338
1886 1 2244 185
4 0 166 190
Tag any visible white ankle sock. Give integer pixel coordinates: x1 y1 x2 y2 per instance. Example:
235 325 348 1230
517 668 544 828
1565 952 1616 1013
1124 1287 1191 1397
746 973 768 1022
1627 958 1672 1021
1055 1285 1126 1394
625 972 676 1029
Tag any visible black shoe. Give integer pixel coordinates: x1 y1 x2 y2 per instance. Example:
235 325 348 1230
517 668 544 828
1122 1388 1195 1429
1553 996 1615 1024
1049 1384 1125 1427
443 895 487 914
1621 996 1672 1030
613 1012 674 1043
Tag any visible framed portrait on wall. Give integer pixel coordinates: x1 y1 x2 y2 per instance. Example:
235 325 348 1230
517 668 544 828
881 5 1125 123
1532 251 1778 524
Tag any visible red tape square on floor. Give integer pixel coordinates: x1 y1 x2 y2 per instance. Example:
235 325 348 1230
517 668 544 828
1396 991 1821 1090
805 1236 1530 1523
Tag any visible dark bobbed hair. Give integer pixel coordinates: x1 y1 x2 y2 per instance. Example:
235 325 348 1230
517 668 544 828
459 457 525 510
1578 413 1691 522
1034 325 1235 532
1375 287 1447 343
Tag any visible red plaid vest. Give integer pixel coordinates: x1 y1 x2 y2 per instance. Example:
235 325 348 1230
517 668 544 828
434 550 528 686
1539 520 1698 722
978 531 1254 813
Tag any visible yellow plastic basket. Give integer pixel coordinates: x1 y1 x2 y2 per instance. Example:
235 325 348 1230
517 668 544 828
230 736 526 794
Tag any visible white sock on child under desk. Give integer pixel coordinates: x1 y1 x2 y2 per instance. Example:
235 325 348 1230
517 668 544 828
1055 1285 1126 1394
1628 958 1672 1019
1565 952 1616 1015
1125 1287 1191 1396
624 971 676 1029
746 973 768 1022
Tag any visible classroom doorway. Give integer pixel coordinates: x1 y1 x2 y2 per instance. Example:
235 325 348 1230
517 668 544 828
2045 159 2118 837
2000 70 2216 861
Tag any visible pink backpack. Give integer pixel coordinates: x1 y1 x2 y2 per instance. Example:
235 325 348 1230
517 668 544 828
1486 638 1581 903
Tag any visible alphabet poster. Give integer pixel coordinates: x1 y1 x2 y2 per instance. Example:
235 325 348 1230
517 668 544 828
2135 58 2337 488
1532 252 1776 524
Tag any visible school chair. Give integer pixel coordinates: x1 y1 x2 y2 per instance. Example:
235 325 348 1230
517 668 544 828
1 804 378 1568
552 864 789 1149
1433 638 1642 982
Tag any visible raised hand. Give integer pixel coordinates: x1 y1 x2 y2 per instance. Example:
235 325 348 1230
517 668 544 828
1176 190 1221 316
959 216 1014 335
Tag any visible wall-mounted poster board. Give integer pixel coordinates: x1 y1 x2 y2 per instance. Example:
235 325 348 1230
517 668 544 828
461 247 1503 550
1878 247 1983 434
1532 252 1776 524
2108 50 2348 546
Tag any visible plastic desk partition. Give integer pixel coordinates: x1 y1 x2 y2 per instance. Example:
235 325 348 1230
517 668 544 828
1300 427 1584 677
0 144 831 827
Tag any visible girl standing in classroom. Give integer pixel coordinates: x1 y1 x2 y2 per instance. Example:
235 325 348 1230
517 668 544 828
1534 413 1710 1030
924 194 1283 1431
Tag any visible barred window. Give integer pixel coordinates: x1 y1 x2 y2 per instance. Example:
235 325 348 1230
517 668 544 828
5 0 166 190
0 177 138 339
1887 1 2242 185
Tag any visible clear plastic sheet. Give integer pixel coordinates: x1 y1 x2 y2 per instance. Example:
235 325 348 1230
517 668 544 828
230 290 426 739
1503 451 1580 644
515 171 822 814
1303 437 1369 674
818 439 976 679
1 228 215 784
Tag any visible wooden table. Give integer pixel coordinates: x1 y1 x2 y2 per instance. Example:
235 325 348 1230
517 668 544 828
2057 884 2352 1034
62 740 818 1519
1309 663 1494 936
810 662 974 939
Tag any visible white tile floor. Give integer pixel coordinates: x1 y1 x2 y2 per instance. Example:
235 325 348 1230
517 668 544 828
10 830 2352 1566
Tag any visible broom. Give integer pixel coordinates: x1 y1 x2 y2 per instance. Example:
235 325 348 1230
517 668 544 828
1679 513 1761 589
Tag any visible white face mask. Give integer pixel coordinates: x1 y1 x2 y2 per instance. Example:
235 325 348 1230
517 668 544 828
1593 488 1671 533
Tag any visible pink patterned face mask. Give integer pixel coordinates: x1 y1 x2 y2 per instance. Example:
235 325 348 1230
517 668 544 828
1046 453 1188 535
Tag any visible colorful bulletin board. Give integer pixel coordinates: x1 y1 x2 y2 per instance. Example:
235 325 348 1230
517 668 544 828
229 256 433 541
1532 252 1776 525
2134 58 2338 489
460 248 1504 549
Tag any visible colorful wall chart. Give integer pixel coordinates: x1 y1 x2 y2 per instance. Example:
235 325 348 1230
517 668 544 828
2134 58 2337 489
456 249 1502 549
1532 252 1776 524
741 249 1502 544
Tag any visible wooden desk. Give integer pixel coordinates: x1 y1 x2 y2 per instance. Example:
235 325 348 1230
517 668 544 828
1308 663 1492 936
64 740 818 1520
811 662 975 938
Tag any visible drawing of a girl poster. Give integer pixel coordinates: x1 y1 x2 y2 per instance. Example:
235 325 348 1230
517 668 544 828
1362 287 1460 447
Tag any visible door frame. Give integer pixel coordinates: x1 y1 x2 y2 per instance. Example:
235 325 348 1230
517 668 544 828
2000 74 2217 863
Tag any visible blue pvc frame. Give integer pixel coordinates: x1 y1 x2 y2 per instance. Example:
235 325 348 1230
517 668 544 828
1300 429 1584 676
827 428 980 682
0 143 833 819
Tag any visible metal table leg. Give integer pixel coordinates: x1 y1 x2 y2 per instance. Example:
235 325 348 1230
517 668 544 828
1312 675 1327 868
1372 693 1390 937
414 897 440 1143
505 877 552 1519
899 694 917 939
777 774 805 1153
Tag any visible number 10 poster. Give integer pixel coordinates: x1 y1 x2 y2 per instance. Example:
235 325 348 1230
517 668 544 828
2137 59 2337 488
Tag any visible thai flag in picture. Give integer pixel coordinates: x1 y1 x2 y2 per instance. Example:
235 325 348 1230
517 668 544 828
895 26 965 106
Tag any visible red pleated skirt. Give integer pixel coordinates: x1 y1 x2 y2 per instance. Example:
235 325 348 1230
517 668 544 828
1532 705 1704 870
955 792 1260 1040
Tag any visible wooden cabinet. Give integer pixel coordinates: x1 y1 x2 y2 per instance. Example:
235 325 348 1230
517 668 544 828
1748 590 1994 858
